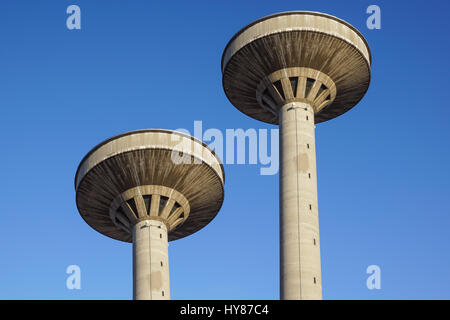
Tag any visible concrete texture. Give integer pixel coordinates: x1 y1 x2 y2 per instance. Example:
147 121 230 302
133 219 170 300
75 129 225 242
109 185 191 236
279 102 321 300
74 129 225 300
222 11 371 124
221 11 371 300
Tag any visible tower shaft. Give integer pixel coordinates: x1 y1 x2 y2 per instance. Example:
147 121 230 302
279 102 322 300
133 219 170 300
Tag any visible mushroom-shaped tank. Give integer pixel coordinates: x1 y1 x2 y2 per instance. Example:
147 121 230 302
222 11 371 124
75 129 225 242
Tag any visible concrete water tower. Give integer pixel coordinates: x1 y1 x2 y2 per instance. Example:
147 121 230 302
75 129 225 300
221 11 371 299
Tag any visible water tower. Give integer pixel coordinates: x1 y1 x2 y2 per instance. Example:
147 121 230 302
221 11 371 299
75 129 225 299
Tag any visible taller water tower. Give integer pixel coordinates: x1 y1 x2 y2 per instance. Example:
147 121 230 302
221 11 371 299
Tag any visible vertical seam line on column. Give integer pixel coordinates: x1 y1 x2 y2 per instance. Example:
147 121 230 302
294 107 303 299
148 224 152 299
133 228 136 299
279 113 283 299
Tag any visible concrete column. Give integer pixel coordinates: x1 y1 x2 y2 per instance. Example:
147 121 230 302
279 102 322 300
132 219 170 300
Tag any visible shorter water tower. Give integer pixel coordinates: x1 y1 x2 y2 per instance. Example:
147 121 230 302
75 129 225 299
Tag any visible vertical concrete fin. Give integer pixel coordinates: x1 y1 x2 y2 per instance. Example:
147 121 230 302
150 194 161 217
281 77 294 100
167 207 184 225
134 195 148 218
296 77 307 99
306 80 322 101
160 199 176 219
121 202 138 221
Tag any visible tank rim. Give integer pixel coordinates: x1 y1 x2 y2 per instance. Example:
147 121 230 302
74 128 225 190
221 10 372 71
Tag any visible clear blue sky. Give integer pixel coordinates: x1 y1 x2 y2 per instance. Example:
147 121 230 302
1 0 449 299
